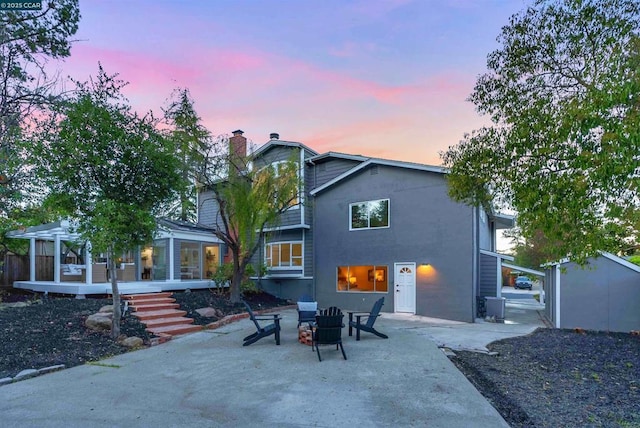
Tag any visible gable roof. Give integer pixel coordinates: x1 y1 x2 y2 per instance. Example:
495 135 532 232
252 139 318 158
543 251 640 274
309 158 447 196
307 151 369 164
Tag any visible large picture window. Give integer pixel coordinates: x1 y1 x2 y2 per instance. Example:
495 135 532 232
265 242 303 268
350 199 389 230
337 265 388 292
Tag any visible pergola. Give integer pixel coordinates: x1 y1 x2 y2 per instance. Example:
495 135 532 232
7 220 91 284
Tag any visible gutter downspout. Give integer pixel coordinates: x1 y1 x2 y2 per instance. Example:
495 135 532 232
555 264 561 328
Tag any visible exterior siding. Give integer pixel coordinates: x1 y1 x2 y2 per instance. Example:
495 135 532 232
313 164 475 322
557 256 640 332
198 190 218 228
312 158 363 188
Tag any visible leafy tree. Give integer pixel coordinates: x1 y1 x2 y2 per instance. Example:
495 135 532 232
504 228 558 269
197 139 301 303
162 88 210 222
0 0 80 245
441 0 640 264
35 67 182 338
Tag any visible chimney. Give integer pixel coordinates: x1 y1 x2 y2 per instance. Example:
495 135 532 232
270 132 279 140
229 129 247 158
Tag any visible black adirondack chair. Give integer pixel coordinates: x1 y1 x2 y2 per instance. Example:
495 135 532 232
242 301 281 346
348 297 388 341
312 306 347 361
297 294 318 327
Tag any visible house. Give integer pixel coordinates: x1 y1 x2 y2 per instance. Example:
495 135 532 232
198 131 515 323
8 218 224 297
543 252 640 332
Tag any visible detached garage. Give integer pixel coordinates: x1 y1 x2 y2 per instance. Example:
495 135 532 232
544 252 640 333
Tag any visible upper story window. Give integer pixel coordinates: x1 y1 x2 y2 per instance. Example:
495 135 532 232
265 241 303 269
257 160 300 209
350 199 389 230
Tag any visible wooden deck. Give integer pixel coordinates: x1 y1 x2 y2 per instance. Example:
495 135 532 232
12 279 219 298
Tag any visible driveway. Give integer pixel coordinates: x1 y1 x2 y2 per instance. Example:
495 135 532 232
384 292 547 353
0 309 510 428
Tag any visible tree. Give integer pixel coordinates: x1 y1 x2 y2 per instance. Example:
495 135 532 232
0 1 80 250
197 138 301 303
0 1 80 212
162 88 210 222
441 0 640 264
35 67 182 338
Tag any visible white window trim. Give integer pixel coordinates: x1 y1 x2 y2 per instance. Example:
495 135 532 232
265 241 304 270
349 198 390 231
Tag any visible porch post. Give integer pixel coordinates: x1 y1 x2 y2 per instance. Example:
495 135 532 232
29 238 36 282
85 243 93 285
54 234 61 283
169 237 175 280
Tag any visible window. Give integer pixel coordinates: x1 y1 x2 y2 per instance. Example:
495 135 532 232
337 265 388 292
257 160 300 209
265 242 303 268
350 199 389 230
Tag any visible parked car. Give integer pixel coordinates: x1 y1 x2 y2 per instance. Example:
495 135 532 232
514 276 533 290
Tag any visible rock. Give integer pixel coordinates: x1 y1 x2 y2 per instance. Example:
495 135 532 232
85 313 112 331
0 377 13 386
99 305 114 313
195 307 220 318
120 336 144 348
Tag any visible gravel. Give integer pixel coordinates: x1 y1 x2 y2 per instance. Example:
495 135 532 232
451 328 640 427
0 288 289 380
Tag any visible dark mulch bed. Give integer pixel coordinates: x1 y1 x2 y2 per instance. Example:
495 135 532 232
451 328 640 427
0 288 289 380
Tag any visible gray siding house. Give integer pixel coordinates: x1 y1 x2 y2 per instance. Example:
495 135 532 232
544 253 640 332
198 132 513 322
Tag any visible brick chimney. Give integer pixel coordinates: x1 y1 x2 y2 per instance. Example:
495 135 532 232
229 129 247 158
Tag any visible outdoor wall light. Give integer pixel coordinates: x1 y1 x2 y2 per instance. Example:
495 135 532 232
420 262 430 266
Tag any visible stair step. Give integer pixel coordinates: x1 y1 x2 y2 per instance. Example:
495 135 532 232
128 297 176 307
146 324 204 336
129 303 180 312
143 317 194 328
133 309 187 321
123 292 173 301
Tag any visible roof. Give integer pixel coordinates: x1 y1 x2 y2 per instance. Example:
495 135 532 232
252 139 318 158
307 152 369 164
490 213 515 229
543 251 640 274
157 218 216 234
8 218 221 244
310 158 448 196
480 249 515 262
502 262 545 277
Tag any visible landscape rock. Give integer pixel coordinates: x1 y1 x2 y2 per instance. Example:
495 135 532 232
195 307 223 318
98 305 114 313
85 313 112 331
119 336 144 348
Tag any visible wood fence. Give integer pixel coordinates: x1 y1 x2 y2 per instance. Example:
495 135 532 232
1 255 54 285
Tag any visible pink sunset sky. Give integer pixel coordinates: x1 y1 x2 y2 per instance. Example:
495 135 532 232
54 0 528 165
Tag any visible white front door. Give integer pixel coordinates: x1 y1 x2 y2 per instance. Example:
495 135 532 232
394 262 416 313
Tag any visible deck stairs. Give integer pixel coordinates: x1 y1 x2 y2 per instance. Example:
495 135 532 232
123 292 203 336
